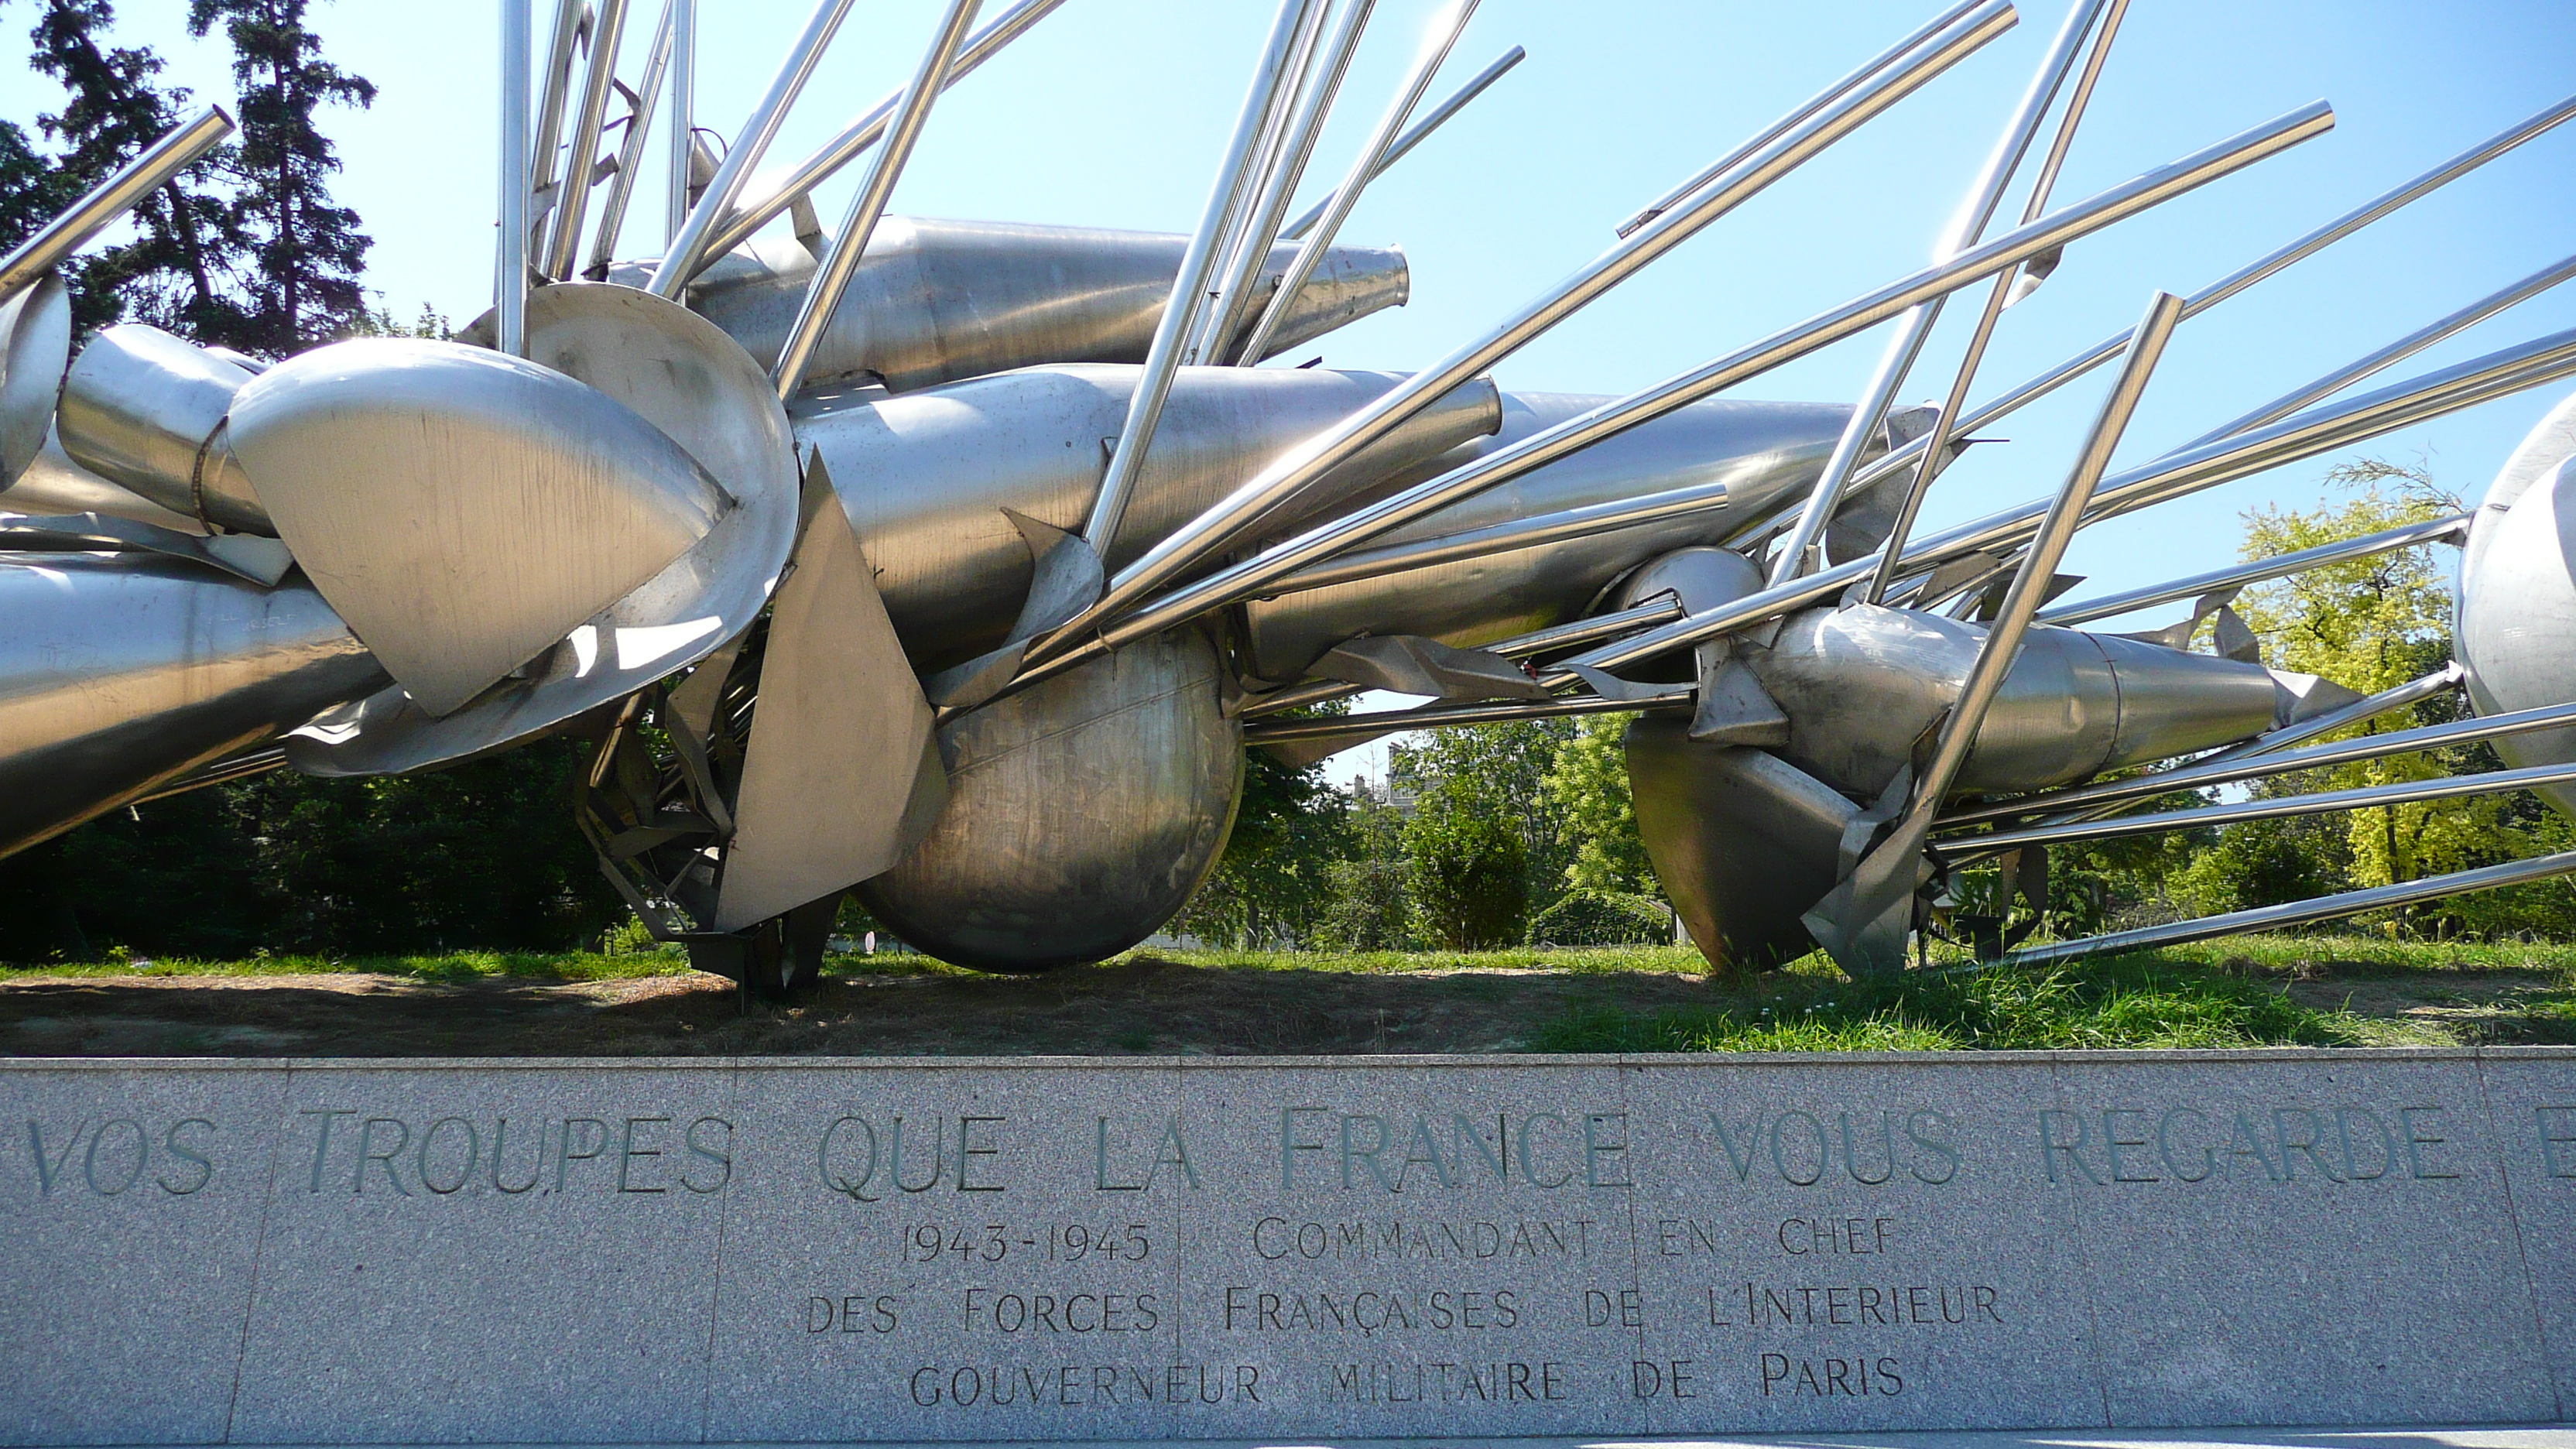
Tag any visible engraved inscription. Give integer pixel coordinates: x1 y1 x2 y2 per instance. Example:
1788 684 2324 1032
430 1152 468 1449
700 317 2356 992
2037 1104 2461 1184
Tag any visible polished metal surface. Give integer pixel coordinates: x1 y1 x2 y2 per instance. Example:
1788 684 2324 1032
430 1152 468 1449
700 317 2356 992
497 0 532 355
665 0 694 241
0 511 293 587
1627 718 1855 971
287 281 796 775
56 324 269 533
1309 634 1550 702
5 427 207 533
228 335 731 715
0 273 69 487
714 462 938 930
0 106 233 306
799 361 1498 672
630 220 1408 394
2042 510 2468 626
540 0 629 279
0 553 385 857
582 0 673 279
769 0 981 398
1278 44 1523 244
2458 396 2576 814
1238 392 1856 680
855 627 1240 972
1749 605 2279 801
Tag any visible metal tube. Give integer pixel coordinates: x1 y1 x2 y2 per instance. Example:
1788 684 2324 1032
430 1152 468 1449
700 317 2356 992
1060 98 2330 673
771 0 981 399
1617 0 1991 238
584 1 672 278
1937 697 2576 831
1947 755 2576 860
0 106 233 306
542 0 631 279
1280 45 1524 242
2037 512 2468 626
2197 661 2465 766
1837 91 2576 505
648 0 861 299
496 4 531 357
1190 0 1340 366
1077 0 1340 548
1267 477 1733 595
1998 846 2576 968
1244 687 1690 744
1238 0 1471 367
1043 0 2024 658
1768 0 2109 587
2016 0 2127 237
1240 596 1687 719
2184 252 2576 449
527 0 587 238
1572 320 2576 676
665 0 693 242
696 0 1068 268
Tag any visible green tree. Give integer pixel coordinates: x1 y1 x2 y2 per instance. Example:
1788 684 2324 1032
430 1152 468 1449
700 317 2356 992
1315 790 1410 950
1403 790 1526 949
1389 718 1574 914
1541 711 1660 896
187 0 374 353
1173 742 1352 948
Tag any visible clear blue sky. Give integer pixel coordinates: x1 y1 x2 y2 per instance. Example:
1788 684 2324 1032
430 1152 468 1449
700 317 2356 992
25 0 2576 625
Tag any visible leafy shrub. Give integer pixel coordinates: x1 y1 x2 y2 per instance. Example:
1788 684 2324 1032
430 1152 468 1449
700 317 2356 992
1526 889 1671 947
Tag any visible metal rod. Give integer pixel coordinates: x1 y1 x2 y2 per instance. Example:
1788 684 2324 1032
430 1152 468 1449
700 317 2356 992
1191 0 1341 367
1768 0 2110 587
665 0 693 242
2186 252 2576 449
1267 478 1733 596
1571 320 2576 677
1280 45 1524 242
1049 98 2330 680
1211 0 1383 365
1855 0 2129 605
1938 696 2576 831
1952 756 2576 859
1239 0 1471 366
543 0 631 279
495 4 531 357
1617 0 1991 238
1241 597 1690 719
1834 91 2576 506
1040 0 2024 662
696 0 1068 268
2197 661 2465 767
772 0 981 399
1998 846 2576 968
584 1 670 278
527 0 587 241
2037 512 2468 626
648 0 861 299
1078 0 1365 550
1244 688 1689 744
0 105 233 306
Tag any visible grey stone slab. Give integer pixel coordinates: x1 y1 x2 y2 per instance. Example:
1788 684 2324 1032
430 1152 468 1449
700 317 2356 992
2043 1052 2553 1427
0 1064 285 1446
1620 1054 2102 1434
2479 1049 2576 1420
224 1064 738 1444
1166 1060 1653 1440
703 1064 1193 1443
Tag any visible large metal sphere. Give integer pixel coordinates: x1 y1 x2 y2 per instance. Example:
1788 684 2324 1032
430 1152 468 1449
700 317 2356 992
2459 392 2576 814
855 628 1242 971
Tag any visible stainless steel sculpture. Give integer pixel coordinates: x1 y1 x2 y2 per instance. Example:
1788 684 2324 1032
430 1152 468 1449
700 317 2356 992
5 0 2575 991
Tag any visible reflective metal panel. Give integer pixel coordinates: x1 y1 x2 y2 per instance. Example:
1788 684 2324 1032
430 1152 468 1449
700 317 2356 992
0 554 385 858
1626 716 1852 971
855 626 1241 971
0 274 69 488
228 336 733 716
286 283 798 775
625 219 1408 392
4 427 207 534
56 324 269 533
1239 392 1861 681
800 362 1499 671
1748 604 2280 800
2460 403 2576 814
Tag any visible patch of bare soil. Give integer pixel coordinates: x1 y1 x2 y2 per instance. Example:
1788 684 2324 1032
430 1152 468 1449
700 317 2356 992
2282 965 2576 1044
0 958 1726 1058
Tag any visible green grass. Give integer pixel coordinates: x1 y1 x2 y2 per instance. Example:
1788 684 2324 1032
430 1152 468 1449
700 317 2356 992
0 948 704 983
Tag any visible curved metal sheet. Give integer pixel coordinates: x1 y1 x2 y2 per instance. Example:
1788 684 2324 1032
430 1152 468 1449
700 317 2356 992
2461 444 2576 814
54 323 269 533
1626 715 1851 972
618 218 1410 392
229 334 734 717
3 425 210 535
799 362 1499 673
0 273 69 488
284 283 799 776
855 627 1241 971
0 553 385 858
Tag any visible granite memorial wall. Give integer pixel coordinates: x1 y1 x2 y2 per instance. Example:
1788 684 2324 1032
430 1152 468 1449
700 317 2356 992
3 1047 2571 1444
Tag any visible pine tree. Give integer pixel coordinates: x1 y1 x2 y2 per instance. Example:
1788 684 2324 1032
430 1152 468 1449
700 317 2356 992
187 0 374 353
